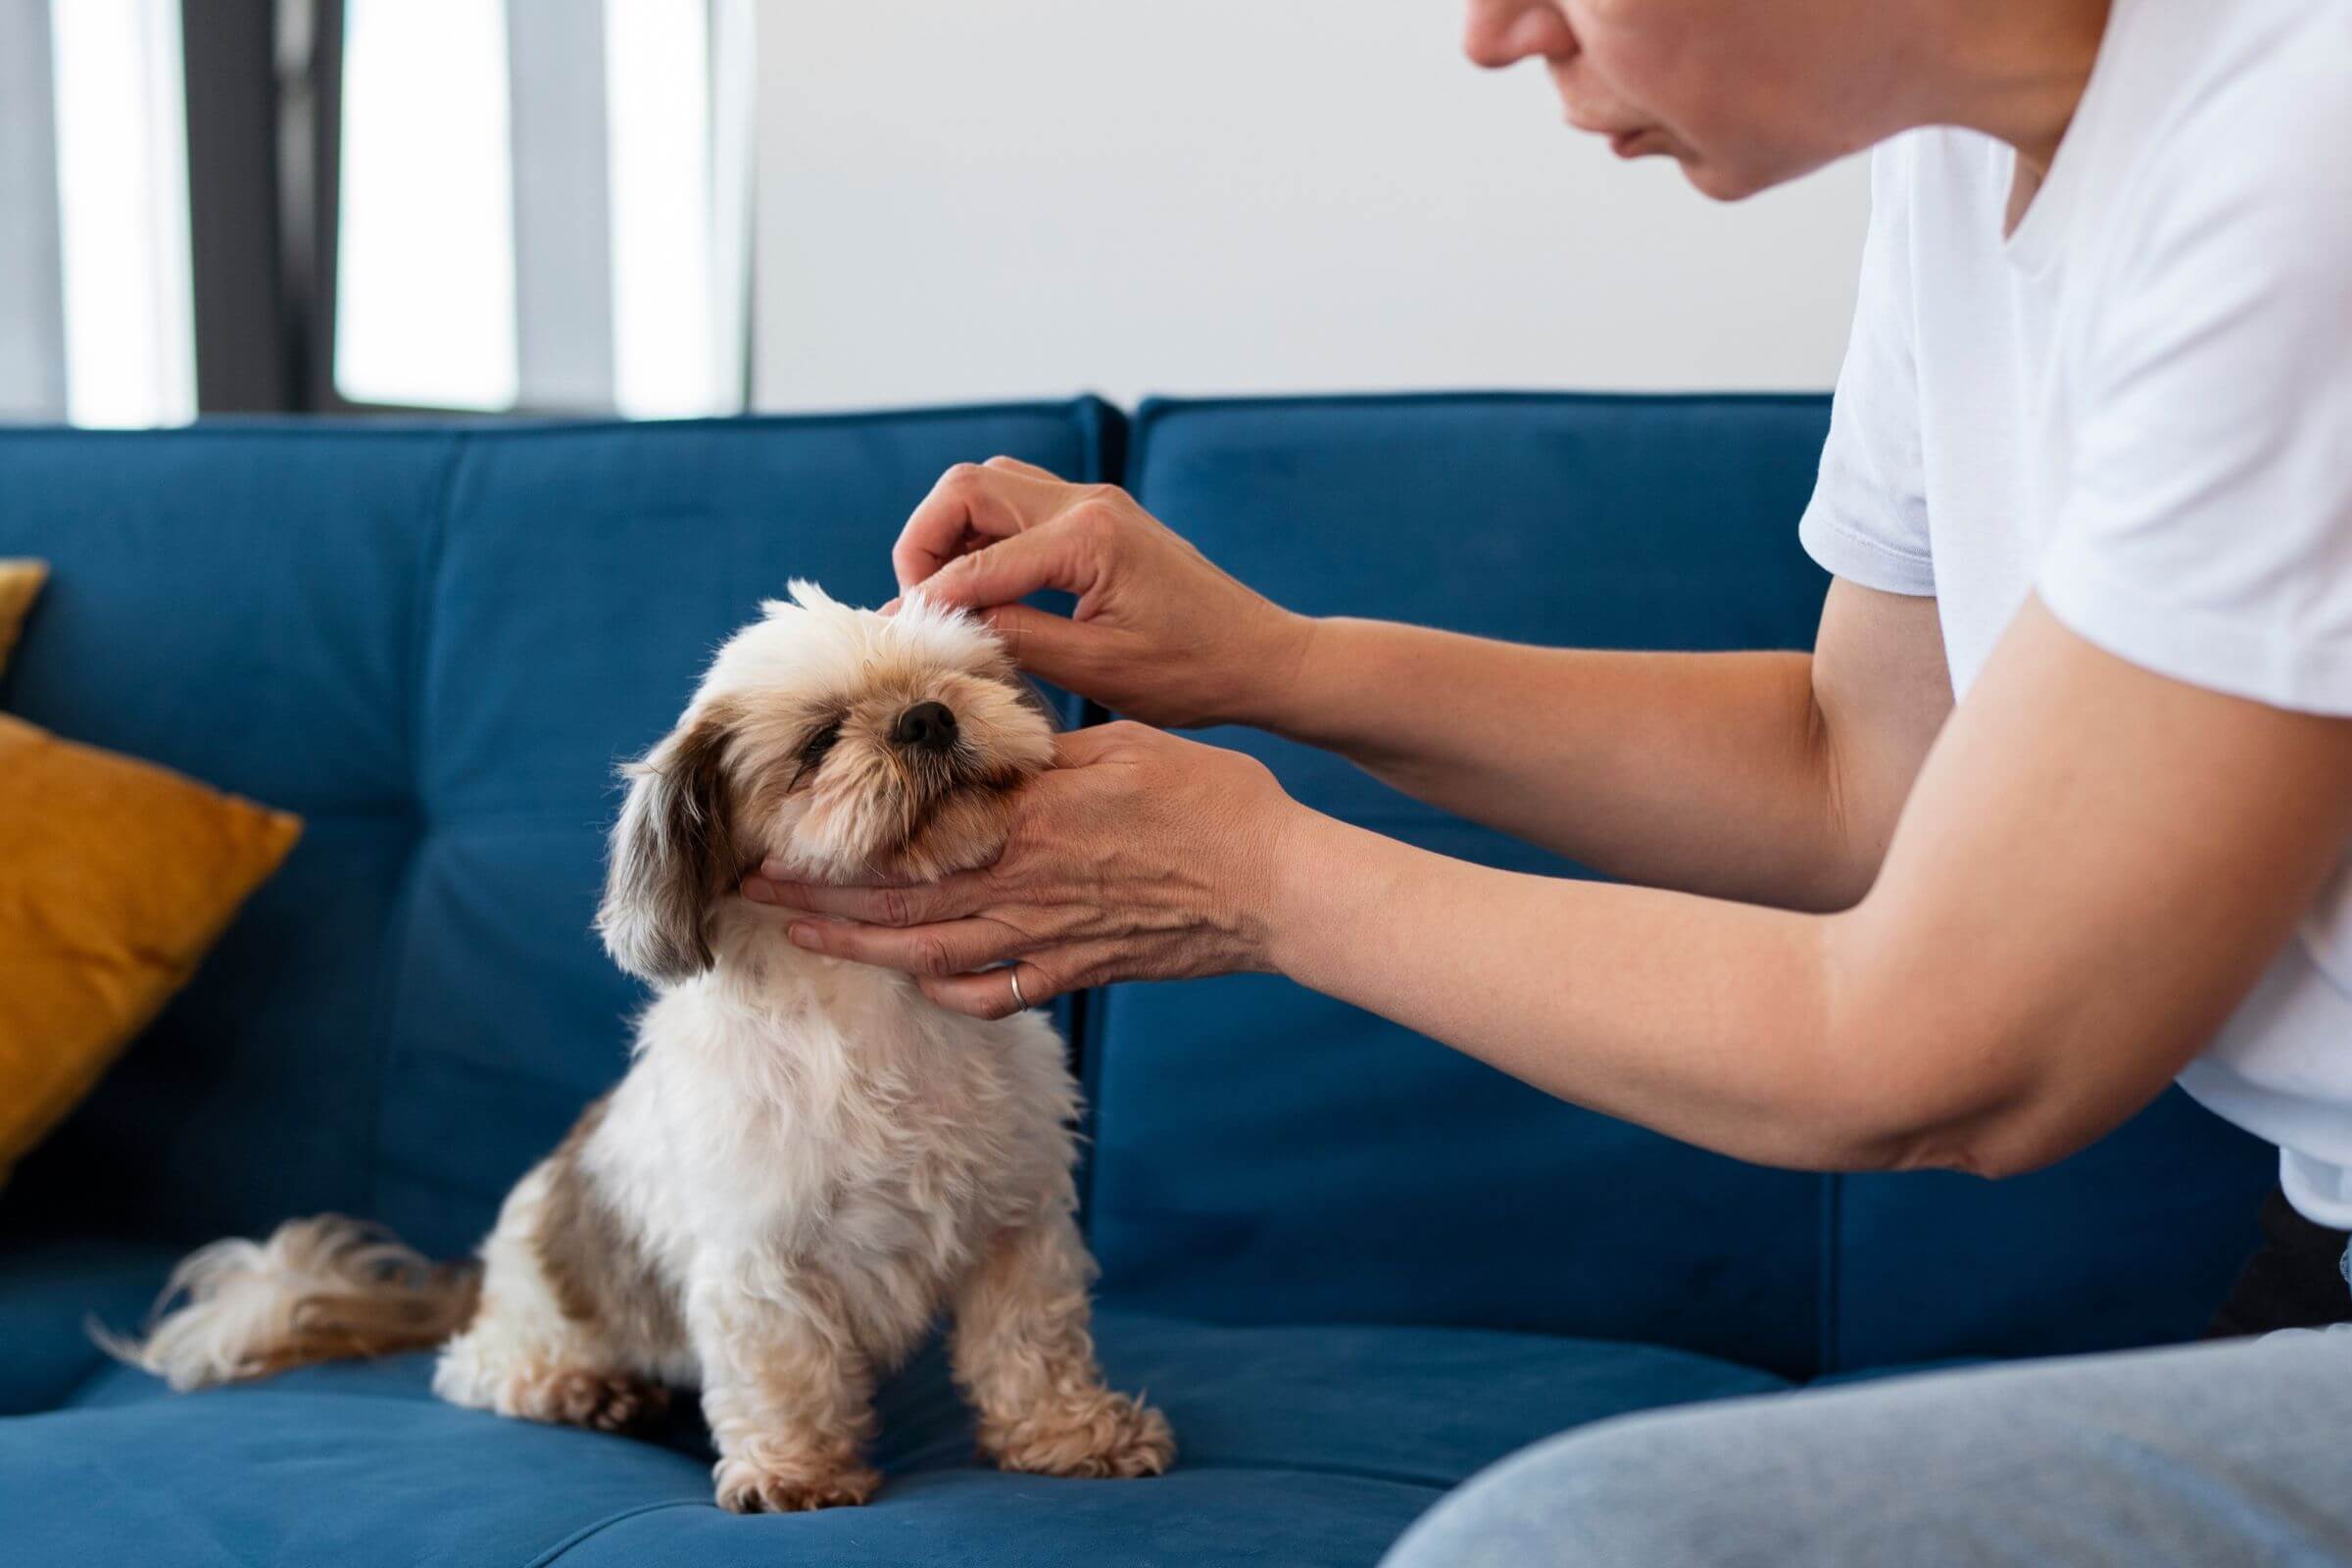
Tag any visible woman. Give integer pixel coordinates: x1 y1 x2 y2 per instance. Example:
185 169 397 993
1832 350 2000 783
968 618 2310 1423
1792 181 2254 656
745 0 2352 1560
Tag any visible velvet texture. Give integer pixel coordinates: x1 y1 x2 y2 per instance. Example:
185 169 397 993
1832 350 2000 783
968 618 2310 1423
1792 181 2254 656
0 398 2278 1566
1090 395 2274 1378
0 559 300 1187
15 1309 1783 1568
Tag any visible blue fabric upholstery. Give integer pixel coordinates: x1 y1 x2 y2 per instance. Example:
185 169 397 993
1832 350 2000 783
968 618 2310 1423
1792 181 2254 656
1100 394 2275 1378
0 404 1112 1259
0 1241 182 1414
18 1273 1782 1568
1098 395 1837 1379
0 394 2277 1564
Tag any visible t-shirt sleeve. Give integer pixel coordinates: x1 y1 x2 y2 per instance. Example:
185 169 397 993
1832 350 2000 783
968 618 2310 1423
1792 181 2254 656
1796 136 1937 597
2036 85 2352 715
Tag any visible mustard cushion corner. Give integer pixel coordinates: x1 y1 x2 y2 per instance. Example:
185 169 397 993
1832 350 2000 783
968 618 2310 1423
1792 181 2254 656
0 559 47 673
0 713 302 1180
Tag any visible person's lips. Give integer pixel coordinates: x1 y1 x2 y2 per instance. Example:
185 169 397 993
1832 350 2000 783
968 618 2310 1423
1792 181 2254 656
1609 128 1648 157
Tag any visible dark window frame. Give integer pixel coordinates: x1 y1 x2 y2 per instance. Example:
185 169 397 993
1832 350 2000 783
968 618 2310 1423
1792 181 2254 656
181 0 523 417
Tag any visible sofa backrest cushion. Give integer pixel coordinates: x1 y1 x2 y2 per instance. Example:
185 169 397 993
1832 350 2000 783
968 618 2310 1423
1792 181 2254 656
0 394 2274 1377
1098 393 2274 1377
0 403 1117 1256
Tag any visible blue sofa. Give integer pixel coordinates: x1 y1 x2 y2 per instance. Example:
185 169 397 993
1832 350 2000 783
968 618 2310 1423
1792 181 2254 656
0 394 2276 1566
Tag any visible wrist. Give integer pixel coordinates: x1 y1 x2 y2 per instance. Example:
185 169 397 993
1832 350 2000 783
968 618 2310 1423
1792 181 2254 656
1222 610 1328 733
1251 798 1354 981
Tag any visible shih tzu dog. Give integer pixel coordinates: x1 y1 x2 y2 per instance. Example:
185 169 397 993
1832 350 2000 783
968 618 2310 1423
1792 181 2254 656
104 582 1174 1512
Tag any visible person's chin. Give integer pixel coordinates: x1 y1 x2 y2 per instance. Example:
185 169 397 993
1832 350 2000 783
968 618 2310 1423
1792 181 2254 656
1680 159 1745 200
1684 140 1845 203
1676 151 1788 203
1605 129 1746 200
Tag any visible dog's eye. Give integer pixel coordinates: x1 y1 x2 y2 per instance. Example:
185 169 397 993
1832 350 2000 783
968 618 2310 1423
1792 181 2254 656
797 718 842 767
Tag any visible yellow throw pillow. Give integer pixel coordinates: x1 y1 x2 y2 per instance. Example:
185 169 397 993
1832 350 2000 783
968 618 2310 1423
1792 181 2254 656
0 564 302 1183
0 560 45 670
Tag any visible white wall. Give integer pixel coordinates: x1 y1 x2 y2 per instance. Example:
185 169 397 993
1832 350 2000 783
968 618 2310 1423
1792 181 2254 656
751 2 1869 414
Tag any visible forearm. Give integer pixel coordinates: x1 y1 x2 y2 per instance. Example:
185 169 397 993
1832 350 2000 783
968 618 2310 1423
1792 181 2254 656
1245 616 1865 909
1263 806 1915 1171
1254 603 2352 1181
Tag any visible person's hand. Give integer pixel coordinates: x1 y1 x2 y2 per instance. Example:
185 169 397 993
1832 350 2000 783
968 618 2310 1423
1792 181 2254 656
740 722 1303 1017
894 457 1314 730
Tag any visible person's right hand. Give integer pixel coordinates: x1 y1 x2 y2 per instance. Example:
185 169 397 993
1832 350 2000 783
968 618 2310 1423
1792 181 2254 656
893 456 1314 730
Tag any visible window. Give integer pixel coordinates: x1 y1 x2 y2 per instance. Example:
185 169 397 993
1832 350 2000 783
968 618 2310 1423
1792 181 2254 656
607 0 720 418
334 0 520 410
0 0 196 427
0 0 752 422
333 0 752 416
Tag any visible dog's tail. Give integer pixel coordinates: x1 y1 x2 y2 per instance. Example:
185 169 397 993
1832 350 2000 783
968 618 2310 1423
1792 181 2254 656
91 1214 479 1392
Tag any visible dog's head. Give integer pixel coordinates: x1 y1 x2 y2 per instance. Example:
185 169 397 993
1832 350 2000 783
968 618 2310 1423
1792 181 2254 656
596 580 1056 984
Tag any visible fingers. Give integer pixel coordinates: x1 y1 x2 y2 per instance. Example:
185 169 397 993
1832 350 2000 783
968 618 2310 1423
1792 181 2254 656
981 455 1062 481
918 960 1057 1020
893 463 1064 592
784 914 1015 976
1051 720 1149 767
742 868 990 924
916 524 1098 613
977 603 1098 683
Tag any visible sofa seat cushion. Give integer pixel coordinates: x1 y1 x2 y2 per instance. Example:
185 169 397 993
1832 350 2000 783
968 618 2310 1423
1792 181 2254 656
0 1238 184 1414
11 1306 1785 1567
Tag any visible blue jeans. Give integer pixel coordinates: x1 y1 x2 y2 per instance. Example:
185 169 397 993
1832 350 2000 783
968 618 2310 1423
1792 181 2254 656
1384 1293 2352 1566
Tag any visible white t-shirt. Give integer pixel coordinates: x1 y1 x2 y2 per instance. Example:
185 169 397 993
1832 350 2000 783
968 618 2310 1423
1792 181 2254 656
1798 0 2352 1223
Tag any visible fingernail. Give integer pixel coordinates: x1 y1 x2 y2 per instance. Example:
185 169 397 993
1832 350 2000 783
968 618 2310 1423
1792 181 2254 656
759 860 792 882
743 877 777 905
787 922 820 949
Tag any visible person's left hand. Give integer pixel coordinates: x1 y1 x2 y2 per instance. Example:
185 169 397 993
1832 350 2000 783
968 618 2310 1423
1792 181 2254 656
739 722 1302 1017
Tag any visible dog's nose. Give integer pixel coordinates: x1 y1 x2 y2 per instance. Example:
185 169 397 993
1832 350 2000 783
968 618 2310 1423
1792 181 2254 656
893 701 958 753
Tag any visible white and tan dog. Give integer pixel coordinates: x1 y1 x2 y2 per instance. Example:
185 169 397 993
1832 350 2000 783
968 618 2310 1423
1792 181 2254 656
106 582 1173 1512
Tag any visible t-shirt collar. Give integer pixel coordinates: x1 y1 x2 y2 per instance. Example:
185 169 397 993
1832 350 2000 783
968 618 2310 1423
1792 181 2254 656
2002 0 2131 275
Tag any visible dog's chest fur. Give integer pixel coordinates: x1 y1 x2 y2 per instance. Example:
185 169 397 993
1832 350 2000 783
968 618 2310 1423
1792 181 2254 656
577 929 1077 1370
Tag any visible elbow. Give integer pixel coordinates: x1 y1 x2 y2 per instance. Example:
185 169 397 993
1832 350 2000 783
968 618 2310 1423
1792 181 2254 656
1875 1119 2070 1182
1818 1086 2073 1182
1810 918 2085 1181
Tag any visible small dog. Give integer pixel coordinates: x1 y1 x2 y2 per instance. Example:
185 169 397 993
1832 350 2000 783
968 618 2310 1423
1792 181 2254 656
106 582 1173 1511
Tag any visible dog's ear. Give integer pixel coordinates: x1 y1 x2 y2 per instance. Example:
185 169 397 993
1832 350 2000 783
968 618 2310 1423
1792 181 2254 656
598 708 737 984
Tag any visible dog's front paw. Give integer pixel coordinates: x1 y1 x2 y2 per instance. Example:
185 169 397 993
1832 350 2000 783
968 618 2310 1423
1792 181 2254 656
712 1455 881 1514
983 1390 1175 1480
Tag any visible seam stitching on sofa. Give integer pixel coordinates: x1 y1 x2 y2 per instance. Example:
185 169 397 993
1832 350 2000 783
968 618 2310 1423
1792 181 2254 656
72 1441 254 1568
1179 1458 1456 1494
525 1497 709 1568
1064 397 1130 1237
1073 402 1164 1235
365 432 468 1223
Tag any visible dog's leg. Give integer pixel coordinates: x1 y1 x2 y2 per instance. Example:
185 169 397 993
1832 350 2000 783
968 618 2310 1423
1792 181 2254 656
431 1160 672 1437
951 1212 1174 1479
690 1271 882 1513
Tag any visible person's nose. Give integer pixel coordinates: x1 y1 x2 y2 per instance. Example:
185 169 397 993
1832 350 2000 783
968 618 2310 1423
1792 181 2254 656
892 701 959 754
1461 0 1579 70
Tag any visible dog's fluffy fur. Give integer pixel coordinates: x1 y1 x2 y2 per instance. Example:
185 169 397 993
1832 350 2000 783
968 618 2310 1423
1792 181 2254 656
106 583 1172 1511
